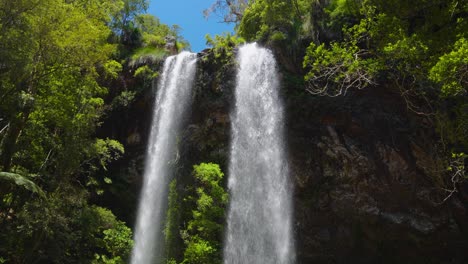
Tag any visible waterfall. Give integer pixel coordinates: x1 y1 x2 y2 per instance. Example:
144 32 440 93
223 43 295 263
131 52 197 264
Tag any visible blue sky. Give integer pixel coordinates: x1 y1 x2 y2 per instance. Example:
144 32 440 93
148 0 235 52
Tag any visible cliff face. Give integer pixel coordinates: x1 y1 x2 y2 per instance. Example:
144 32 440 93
105 48 468 263
287 88 468 263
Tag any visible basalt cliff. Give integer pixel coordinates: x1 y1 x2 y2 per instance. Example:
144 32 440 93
101 46 468 264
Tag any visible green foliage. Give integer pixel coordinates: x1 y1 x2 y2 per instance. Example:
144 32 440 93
180 163 227 264
193 163 224 187
0 0 155 262
164 163 227 264
326 0 361 22
84 138 124 195
126 13 186 70
93 254 124 264
0 171 44 197
303 40 382 96
182 237 216 264
104 60 124 80
0 185 133 263
236 0 322 42
235 0 319 71
303 4 387 96
435 152 468 204
87 206 134 263
167 259 178 264
102 222 134 259
93 138 125 171
0 0 117 175
205 33 245 64
164 179 181 260
134 65 159 79
82 138 125 195
135 14 175 46
130 13 189 59
302 0 467 98
430 37 468 96
239 0 295 41
129 46 168 67
435 101 468 150
111 0 149 40
111 91 138 109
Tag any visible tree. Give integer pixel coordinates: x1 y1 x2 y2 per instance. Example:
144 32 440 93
0 1 132 262
111 0 149 43
204 0 249 23
303 0 467 99
430 37 468 97
0 0 116 174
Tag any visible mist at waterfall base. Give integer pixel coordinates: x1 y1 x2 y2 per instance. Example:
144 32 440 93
130 52 197 264
223 43 295 263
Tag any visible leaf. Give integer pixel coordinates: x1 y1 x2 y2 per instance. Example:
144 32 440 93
0 172 45 197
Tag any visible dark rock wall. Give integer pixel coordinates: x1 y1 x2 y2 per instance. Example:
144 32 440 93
287 88 467 263
104 49 468 263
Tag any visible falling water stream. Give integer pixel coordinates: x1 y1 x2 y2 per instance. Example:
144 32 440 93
131 52 197 264
224 43 295 263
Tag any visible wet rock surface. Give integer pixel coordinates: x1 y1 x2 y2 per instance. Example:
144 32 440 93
288 89 468 263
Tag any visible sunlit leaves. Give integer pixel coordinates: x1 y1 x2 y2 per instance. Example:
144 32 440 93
204 33 245 66
182 237 216 264
430 38 468 96
303 19 383 97
103 60 123 80
180 163 227 264
238 0 296 41
93 138 125 170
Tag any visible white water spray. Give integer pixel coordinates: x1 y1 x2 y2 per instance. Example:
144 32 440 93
131 52 197 264
223 43 295 264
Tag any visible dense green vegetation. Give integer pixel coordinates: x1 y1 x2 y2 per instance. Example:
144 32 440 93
165 163 227 264
0 0 185 263
1 0 467 262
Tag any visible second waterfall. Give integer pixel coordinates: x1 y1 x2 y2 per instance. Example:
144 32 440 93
131 52 197 264
224 43 295 263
